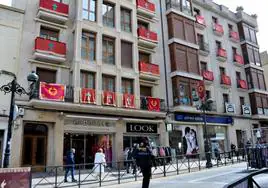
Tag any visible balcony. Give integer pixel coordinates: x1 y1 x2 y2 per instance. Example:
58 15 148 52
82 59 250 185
202 70 214 84
34 37 67 63
233 54 244 67
195 15 206 29
37 0 69 24
237 80 248 91
229 31 240 43
136 0 156 18
137 27 158 49
140 96 165 112
198 42 209 56
221 75 231 88
213 23 224 36
217 48 227 62
139 61 160 81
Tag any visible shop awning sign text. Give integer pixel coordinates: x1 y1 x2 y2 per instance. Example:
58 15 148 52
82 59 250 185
126 123 158 133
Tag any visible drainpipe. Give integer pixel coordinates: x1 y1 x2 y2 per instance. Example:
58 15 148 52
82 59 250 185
159 0 170 114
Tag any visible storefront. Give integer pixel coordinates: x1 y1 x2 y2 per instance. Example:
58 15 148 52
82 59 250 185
123 122 160 149
171 113 233 155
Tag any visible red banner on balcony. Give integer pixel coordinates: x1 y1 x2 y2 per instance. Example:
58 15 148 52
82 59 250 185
203 71 214 81
238 80 248 89
40 82 65 101
0 167 31 188
80 88 96 104
39 0 69 15
35 37 66 56
217 48 227 58
147 97 160 112
221 75 231 85
136 0 155 12
213 23 224 34
139 61 160 75
234 54 244 65
196 15 206 26
229 31 239 41
103 91 116 106
123 94 135 108
197 80 205 100
138 28 157 42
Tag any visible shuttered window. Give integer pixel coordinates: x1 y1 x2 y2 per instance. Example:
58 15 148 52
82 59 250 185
140 86 152 97
121 41 133 68
36 68 56 83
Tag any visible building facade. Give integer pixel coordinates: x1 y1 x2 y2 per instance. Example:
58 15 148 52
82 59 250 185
0 4 24 167
6 0 268 168
10 0 168 168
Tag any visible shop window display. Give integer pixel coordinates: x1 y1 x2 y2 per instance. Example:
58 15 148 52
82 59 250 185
206 126 227 157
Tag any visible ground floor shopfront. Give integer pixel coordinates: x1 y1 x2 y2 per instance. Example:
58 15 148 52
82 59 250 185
10 108 167 168
168 113 259 155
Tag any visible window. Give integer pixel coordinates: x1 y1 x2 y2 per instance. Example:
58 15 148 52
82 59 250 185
36 68 56 83
243 25 258 44
228 24 233 31
246 70 253 89
102 36 115 64
197 34 204 44
140 85 152 97
121 8 131 32
182 0 191 15
240 96 245 114
80 71 95 89
223 94 229 103
139 52 150 63
200 61 207 71
138 21 149 30
178 82 190 105
102 75 115 92
212 16 218 24
193 8 200 16
121 41 133 68
219 67 225 75
83 0 97 22
250 29 257 44
40 27 59 41
122 78 133 94
216 41 221 49
253 49 261 66
81 32 96 61
102 2 115 27
206 90 211 99
236 72 241 81
232 47 237 57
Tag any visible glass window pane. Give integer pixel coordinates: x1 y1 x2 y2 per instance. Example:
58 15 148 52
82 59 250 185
83 0 88 10
90 0 96 11
81 48 87 59
83 10 89 19
89 13 95 21
82 37 87 47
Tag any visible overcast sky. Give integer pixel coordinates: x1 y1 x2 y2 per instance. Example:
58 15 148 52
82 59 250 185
0 0 267 51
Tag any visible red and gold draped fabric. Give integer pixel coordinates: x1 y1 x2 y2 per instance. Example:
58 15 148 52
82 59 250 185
217 48 227 58
214 23 224 34
234 54 244 65
197 80 205 100
103 91 116 106
221 75 231 85
147 97 160 111
39 82 65 101
80 88 96 104
203 71 214 81
123 94 135 108
196 15 206 26
229 31 239 41
238 80 248 89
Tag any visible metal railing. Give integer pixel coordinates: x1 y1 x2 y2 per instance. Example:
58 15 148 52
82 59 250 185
31 149 247 187
223 168 268 188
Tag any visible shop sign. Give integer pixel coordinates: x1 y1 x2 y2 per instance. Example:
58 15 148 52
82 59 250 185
126 123 157 133
225 103 235 114
72 119 116 127
0 167 31 188
175 113 233 125
242 105 251 115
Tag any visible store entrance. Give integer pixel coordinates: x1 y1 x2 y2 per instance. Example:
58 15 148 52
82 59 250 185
64 133 113 168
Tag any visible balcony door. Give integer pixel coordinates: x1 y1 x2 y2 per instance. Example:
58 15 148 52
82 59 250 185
22 124 48 171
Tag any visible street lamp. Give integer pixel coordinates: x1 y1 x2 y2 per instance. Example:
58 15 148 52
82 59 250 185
198 98 213 168
0 70 38 168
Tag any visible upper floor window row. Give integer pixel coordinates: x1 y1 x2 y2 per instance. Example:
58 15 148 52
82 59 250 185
166 0 192 16
243 24 258 44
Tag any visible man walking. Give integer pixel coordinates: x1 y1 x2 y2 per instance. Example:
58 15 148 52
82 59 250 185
134 139 156 188
64 148 77 182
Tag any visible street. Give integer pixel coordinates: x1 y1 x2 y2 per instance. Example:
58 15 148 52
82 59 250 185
106 163 268 188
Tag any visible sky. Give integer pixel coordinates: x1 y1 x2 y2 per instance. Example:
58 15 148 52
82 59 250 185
0 0 267 51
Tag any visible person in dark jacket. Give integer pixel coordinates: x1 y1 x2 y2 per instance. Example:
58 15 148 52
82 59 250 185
64 148 77 182
134 140 156 188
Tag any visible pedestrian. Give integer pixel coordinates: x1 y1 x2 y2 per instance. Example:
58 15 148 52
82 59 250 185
64 148 77 182
134 139 156 188
93 148 107 177
231 143 236 158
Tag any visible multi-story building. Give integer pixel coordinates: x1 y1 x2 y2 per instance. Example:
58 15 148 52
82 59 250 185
160 0 267 154
10 0 168 168
261 51 268 91
0 4 24 167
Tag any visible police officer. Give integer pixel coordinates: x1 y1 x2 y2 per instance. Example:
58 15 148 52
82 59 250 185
134 139 156 188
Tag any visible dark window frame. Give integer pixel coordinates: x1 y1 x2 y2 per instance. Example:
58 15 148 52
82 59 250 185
82 0 97 22
81 31 96 61
121 7 132 32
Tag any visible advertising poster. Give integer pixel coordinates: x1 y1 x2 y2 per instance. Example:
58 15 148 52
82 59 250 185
182 126 199 155
0 167 31 188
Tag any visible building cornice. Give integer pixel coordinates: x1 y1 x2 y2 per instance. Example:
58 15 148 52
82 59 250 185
168 38 199 50
0 4 24 14
170 71 203 80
